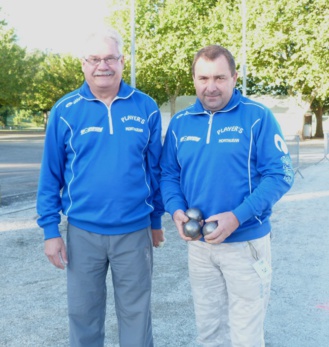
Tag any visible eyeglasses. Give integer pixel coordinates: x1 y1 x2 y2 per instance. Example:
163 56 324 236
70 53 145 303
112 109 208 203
84 55 122 66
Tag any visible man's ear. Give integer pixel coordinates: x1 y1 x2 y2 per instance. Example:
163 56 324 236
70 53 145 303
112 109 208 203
233 71 238 86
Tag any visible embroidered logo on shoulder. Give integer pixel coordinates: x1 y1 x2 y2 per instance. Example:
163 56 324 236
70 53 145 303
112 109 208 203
274 134 288 154
66 96 83 108
180 136 201 142
80 127 103 135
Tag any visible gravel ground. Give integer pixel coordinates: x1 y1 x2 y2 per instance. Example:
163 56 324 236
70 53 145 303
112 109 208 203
1 139 329 347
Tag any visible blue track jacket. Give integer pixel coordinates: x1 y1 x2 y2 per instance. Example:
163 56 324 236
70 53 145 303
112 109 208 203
160 89 294 242
37 80 164 240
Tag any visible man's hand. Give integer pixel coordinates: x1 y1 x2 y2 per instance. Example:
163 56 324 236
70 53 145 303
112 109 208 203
151 228 165 248
44 237 68 270
173 209 202 241
204 211 239 244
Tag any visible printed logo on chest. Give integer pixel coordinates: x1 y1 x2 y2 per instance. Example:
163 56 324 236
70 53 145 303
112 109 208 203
180 136 201 142
80 127 103 135
217 126 244 135
216 125 244 143
121 115 146 124
121 115 146 133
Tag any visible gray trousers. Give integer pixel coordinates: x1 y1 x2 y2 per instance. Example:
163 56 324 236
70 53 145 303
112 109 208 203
66 224 154 347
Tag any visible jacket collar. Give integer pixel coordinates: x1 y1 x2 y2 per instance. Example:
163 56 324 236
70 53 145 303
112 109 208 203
79 80 135 100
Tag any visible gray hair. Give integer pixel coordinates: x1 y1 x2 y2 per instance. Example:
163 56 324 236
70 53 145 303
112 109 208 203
80 27 124 58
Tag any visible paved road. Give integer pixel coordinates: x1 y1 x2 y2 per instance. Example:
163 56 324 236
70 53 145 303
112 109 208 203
0 132 44 205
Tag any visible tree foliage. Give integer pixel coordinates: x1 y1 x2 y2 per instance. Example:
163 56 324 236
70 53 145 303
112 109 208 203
106 0 242 113
1 1 328 135
0 8 83 126
0 19 32 125
23 53 84 128
0 20 25 108
27 54 84 113
246 0 329 136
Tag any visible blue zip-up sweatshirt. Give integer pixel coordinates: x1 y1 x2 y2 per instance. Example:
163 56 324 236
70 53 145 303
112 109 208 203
160 89 294 242
37 80 164 240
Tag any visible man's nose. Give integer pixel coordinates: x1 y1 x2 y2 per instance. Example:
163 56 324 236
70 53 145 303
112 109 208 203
98 59 109 68
206 79 217 91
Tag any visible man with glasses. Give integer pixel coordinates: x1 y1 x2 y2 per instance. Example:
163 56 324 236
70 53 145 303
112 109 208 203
37 27 164 347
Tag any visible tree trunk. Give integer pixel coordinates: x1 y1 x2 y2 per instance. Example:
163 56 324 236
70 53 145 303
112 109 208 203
3 109 10 127
164 82 180 118
314 106 324 138
43 111 49 131
169 95 177 117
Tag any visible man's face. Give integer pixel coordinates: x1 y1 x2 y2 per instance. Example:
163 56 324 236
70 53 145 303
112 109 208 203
82 38 124 95
193 55 238 112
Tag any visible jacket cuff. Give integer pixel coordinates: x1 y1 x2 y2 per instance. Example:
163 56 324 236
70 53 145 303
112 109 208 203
167 202 187 218
232 202 254 226
150 215 162 230
43 224 61 240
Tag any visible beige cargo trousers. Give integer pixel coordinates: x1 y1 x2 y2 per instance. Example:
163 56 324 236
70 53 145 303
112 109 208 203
188 234 271 347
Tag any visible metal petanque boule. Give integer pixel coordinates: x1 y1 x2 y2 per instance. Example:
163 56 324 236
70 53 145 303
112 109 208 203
202 221 218 237
185 207 203 222
183 219 201 239
183 208 203 239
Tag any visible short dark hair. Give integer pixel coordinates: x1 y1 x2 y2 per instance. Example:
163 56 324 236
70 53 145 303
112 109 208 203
192 45 236 77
